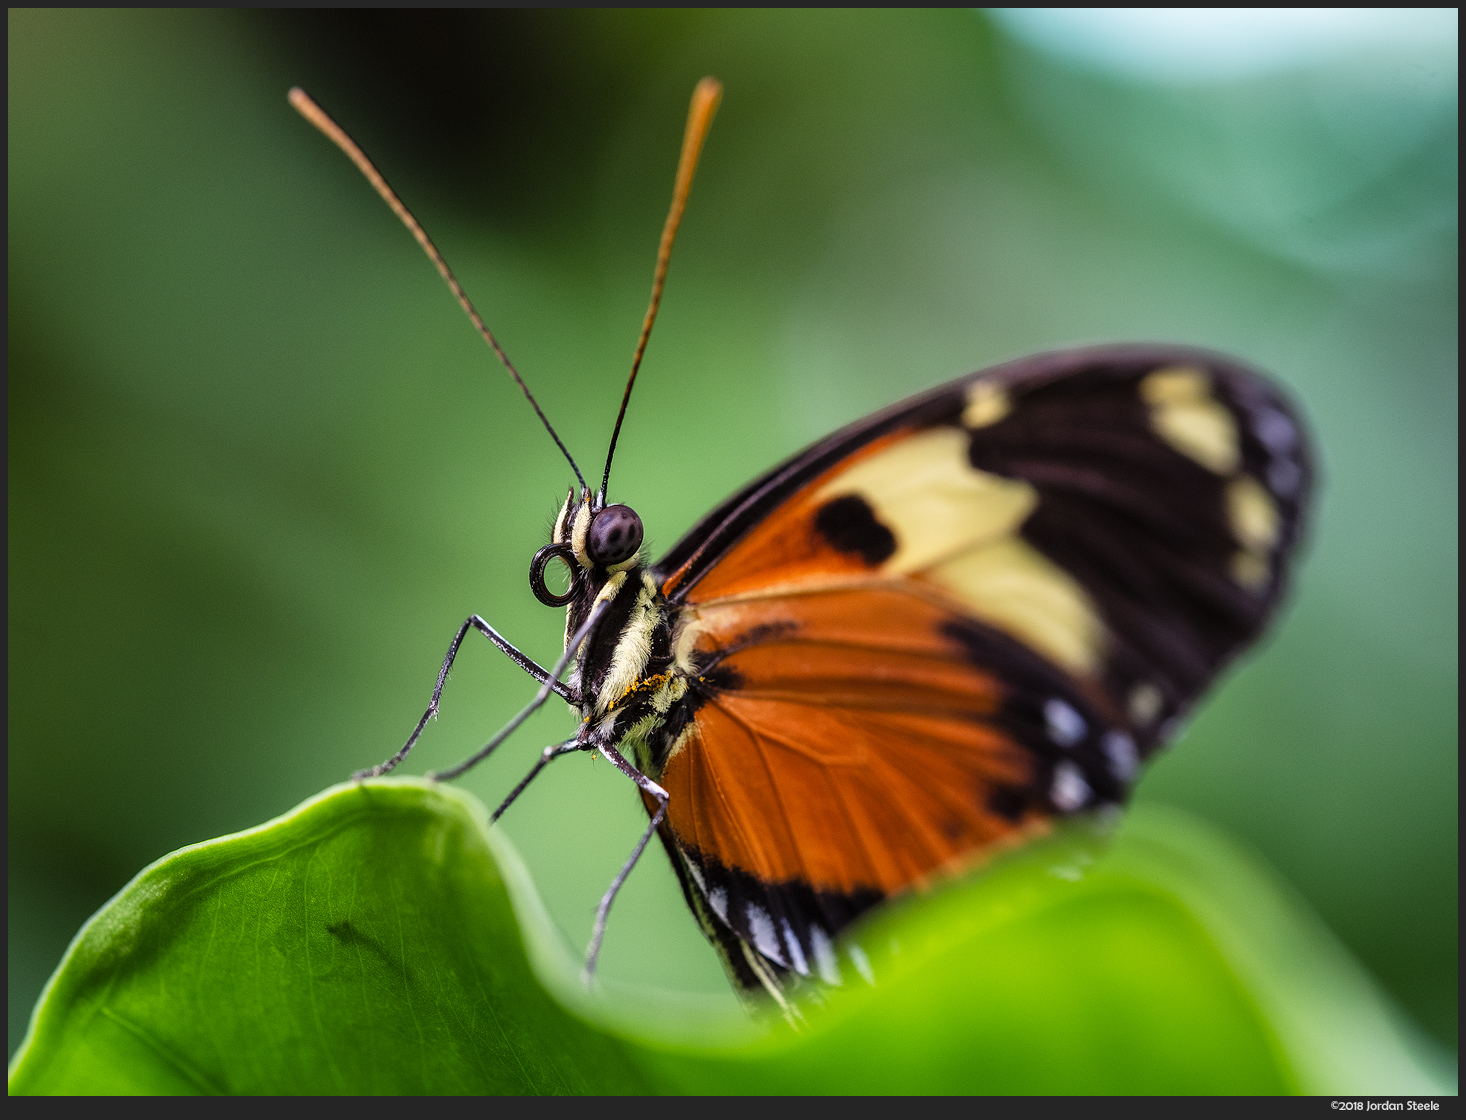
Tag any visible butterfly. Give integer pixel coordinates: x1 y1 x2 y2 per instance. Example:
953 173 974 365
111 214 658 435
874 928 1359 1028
291 78 1313 1005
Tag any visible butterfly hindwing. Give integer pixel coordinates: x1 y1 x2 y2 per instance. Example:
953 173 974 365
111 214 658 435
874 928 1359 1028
646 587 1115 985
645 344 1312 990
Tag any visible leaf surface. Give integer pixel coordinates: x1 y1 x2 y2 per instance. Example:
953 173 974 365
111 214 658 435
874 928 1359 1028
9 781 1449 1095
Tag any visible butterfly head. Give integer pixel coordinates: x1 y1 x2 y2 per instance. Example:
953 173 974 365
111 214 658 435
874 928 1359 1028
531 488 644 607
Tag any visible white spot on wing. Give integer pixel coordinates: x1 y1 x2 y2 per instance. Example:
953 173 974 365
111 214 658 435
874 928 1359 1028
1129 682 1163 727
1051 761 1091 811
1044 698 1087 747
810 925 841 985
848 943 875 986
1268 457 1302 498
1253 406 1297 453
746 902 783 964
781 919 809 976
708 886 727 921
684 858 706 893
1102 730 1139 782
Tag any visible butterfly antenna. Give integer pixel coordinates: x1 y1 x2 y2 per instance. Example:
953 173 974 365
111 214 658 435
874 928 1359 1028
289 87 587 492
599 77 723 505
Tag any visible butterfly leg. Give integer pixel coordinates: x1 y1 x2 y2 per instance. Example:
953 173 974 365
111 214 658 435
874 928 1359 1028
582 741 669 984
489 738 587 823
471 616 579 700
353 615 573 780
423 599 613 783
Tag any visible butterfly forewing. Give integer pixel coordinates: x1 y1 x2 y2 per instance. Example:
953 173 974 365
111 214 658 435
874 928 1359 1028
647 344 1312 991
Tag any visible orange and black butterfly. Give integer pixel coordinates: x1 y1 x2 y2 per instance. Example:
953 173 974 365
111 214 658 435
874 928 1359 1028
293 78 1313 1003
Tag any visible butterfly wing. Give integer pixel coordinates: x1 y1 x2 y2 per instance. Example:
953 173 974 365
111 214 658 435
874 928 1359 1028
648 344 1313 992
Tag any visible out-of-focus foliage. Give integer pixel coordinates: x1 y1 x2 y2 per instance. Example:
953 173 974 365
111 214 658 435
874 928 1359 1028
7 783 1449 1094
9 8 1456 1063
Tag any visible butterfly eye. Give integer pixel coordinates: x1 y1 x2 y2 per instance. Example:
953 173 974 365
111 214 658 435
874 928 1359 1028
587 504 644 566
529 543 580 607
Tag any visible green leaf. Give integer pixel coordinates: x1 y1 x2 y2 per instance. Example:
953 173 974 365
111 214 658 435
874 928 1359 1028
8 781 1451 1095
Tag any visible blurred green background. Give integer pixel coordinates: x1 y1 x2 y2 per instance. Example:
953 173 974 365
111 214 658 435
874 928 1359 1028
8 8 1456 1061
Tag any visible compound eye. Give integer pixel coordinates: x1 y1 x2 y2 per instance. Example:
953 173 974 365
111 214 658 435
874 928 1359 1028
586 504 644 566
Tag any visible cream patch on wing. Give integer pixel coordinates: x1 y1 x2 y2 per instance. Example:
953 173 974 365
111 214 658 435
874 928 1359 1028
928 537 1103 676
815 426 1036 574
962 380 1011 428
817 425 1104 679
1227 475 1280 550
1141 366 1240 475
1226 474 1281 590
1142 369 1285 590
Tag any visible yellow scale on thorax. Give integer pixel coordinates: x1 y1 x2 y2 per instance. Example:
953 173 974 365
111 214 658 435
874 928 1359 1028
552 489 697 774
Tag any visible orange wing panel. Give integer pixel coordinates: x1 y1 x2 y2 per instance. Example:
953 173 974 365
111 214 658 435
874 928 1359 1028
660 584 1044 897
669 432 910 603
660 698 1036 897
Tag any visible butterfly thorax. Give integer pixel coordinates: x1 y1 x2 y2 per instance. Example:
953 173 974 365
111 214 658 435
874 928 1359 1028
549 490 695 777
